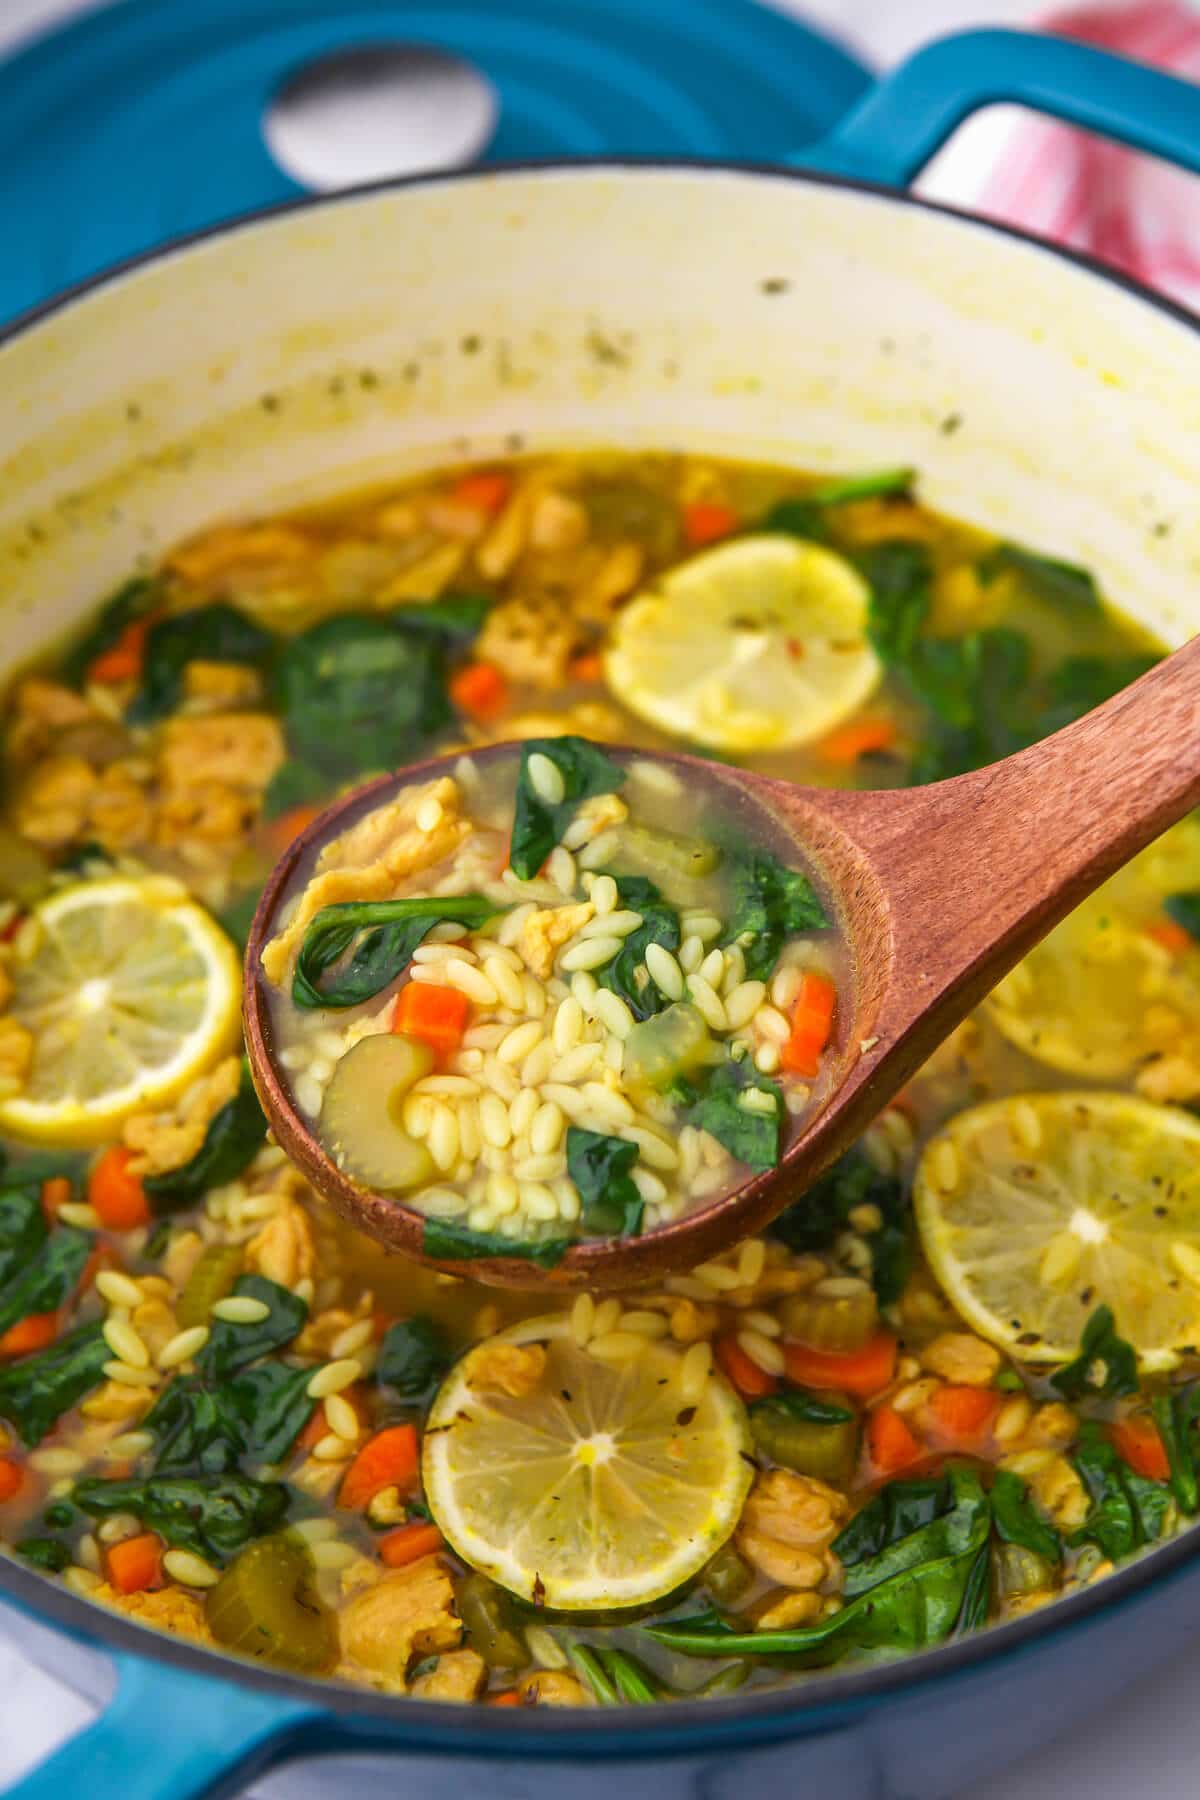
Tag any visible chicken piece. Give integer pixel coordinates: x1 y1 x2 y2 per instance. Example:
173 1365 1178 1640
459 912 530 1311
295 1296 373 1359
529 491 589 553
88 763 154 850
123 1055 241 1177
0 1018 33 1097
833 498 938 546
338 1556 461 1687
1025 1403 1077 1449
1026 1455 1090 1531
518 902 595 980
466 1342 546 1399
752 1589 825 1631
182 662 264 709
13 754 98 847
735 1469 847 1591
158 713 284 795
919 1332 1001 1388
571 542 643 625
260 777 469 986
410 1648 488 1702
244 1195 316 1290
155 784 258 851
80 1379 154 1422
168 522 312 585
515 1670 593 1707
7 679 98 763
475 595 578 689
91 1582 215 1644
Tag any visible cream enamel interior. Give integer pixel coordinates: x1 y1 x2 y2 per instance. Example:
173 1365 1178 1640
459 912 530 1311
1 164 1199 677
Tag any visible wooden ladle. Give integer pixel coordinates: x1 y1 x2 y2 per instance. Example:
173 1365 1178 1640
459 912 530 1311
245 635 1200 1290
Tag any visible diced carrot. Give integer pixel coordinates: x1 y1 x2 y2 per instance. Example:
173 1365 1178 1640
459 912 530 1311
393 982 471 1058
784 1331 898 1398
486 1690 525 1707
568 650 604 683
40 1177 72 1224
265 805 322 857
339 1423 420 1510
0 1458 23 1502
449 660 509 723
818 716 899 764
378 1521 445 1568
714 1333 778 1399
88 1146 151 1231
105 1531 164 1595
867 1404 923 1475
0 912 24 945
1111 1414 1170 1483
683 501 739 547
780 972 837 1077
450 471 511 515
1147 919 1194 956
925 1384 999 1449
0 1312 59 1359
87 617 152 685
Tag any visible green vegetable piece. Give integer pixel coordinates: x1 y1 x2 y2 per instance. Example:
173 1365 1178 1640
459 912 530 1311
613 826 723 886
144 1067 267 1211
597 1646 659 1703
693 1662 751 1697
320 1034 436 1194
126 604 273 725
458 1573 529 1669
623 1003 712 1091
703 1541 754 1607
1153 1389 1200 1515
509 737 625 880
15 1538 72 1573
979 542 1100 615
147 1362 317 1475
1051 1304 1138 1401
41 1501 77 1530
721 848 827 982
0 1187 47 1296
377 1316 452 1403
0 1324 113 1445
1039 654 1159 735
593 874 682 1022
769 1144 909 1306
1069 1426 1169 1561
198 1276 307 1382
62 575 160 689
0 1227 91 1342
176 1244 244 1332
810 467 915 506
1164 893 1200 944
669 1060 784 1172
568 1643 620 1704
566 1127 644 1238
394 593 491 641
762 497 828 543
992 1540 1054 1601
583 481 678 558
262 759 329 822
422 1218 570 1268
834 1475 952 1568
272 613 452 783
206 1533 337 1670
292 895 499 1010
859 541 932 668
994 1368 1025 1393
989 1470 1062 1565
75 1471 289 1564
749 1391 858 1481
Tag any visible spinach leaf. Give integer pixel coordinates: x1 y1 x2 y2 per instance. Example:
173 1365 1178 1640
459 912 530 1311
144 1067 267 1211
0 1323 110 1445
1039 654 1160 735
15 1537 71 1573
197 1276 307 1382
989 1469 1062 1564
0 1228 91 1341
62 576 160 688
1051 1304 1138 1401
1153 1389 1200 1515
769 1145 910 1306
834 1475 952 1567
596 1646 660 1703
979 543 1100 616
422 1218 570 1268
669 1060 784 1171
566 1127 643 1238
721 849 827 983
145 1362 316 1475
1164 893 1200 944
0 1150 86 1192
293 894 500 1009
905 628 1034 783
74 1472 288 1564
859 541 933 667
594 875 681 1021
272 613 452 782
0 1187 47 1295
750 1390 853 1427
262 759 330 821
221 1362 318 1466
956 1545 992 1634
395 594 491 642
810 467 914 506
650 1471 990 1661
509 737 625 880
1126 1470 1173 1546
838 1470 984 1601
1069 1427 1168 1560
762 497 828 543
377 1317 452 1403
126 604 273 725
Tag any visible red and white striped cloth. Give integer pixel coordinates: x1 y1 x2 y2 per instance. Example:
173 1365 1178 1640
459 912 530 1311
968 1 1200 307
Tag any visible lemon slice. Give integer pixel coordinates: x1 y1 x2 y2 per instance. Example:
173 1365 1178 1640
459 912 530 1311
0 877 240 1145
915 1091 1200 1369
604 533 881 751
422 1316 753 1609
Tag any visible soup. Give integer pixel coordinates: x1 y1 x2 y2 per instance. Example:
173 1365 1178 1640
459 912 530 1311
261 743 843 1246
0 451 1198 1709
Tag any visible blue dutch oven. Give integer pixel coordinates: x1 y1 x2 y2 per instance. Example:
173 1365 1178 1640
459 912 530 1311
2 22 1200 1800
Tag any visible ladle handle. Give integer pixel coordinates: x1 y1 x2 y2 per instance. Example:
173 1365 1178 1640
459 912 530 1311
833 630 1200 1059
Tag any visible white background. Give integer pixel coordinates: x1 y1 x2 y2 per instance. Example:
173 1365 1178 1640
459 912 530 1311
0 0 1197 1791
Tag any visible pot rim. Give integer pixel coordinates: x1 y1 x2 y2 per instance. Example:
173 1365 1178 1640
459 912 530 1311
2 151 1198 1746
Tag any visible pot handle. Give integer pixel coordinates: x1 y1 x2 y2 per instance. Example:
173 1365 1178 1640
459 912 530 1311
2 1652 319 1800
797 26 1200 186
